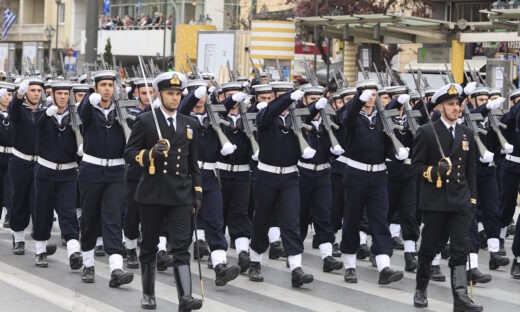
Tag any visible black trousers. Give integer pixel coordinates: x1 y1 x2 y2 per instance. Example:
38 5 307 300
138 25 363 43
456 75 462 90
8 158 35 232
512 213 520 257
198 170 227 251
387 177 420 242
221 176 252 241
419 209 472 267
33 177 79 242
124 180 141 240
0 163 11 220
330 172 344 233
499 168 519 228
251 180 303 256
476 169 501 239
79 180 124 256
139 204 192 266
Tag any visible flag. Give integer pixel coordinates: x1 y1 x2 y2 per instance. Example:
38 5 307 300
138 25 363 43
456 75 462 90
2 7 17 40
103 0 110 17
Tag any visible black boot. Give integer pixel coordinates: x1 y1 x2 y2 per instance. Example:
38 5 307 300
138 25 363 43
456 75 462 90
378 267 403 285
214 263 240 286
332 243 341 258
356 244 370 260
248 261 263 282
94 245 105 257
489 252 509 270
237 251 251 273
269 241 284 259
141 261 157 310
451 265 483 312
405 252 417 272
12 241 24 255
467 268 491 286
69 252 83 270
81 266 95 283
291 267 314 287
511 259 520 279
498 238 506 256
193 240 209 260
157 250 170 272
46 243 57 256
174 265 202 312
35 252 48 268
392 236 404 250
109 269 134 288
344 268 357 283
414 258 431 308
127 248 139 269
323 256 343 272
430 265 446 282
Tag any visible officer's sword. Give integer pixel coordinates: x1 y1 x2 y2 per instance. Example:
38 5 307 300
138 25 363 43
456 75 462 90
192 210 204 302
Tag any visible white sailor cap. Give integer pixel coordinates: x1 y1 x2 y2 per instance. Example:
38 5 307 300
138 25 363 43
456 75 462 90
332 92 341 100
72 83 90 92
303 86 324 95
355 79 379 91
488 88 502 97
216 87 223 94
51 80 73 90
186 79 208 89
69 75 79 82
0 81 16 91
377 87 389 95
44 80 53 88
431 83 462 104
221 82 242 92
470 87 489 97
236 76 248 82
298 83 313 91
410 91 421 101
252 84 273 94
92 70 117 83
200 72 215 80
78 74 88 84
22 76 45 87
153 72 187 91
508 89 520 100
424 86 437 96
386 85 408 96
270 81 294 91
339 87 357 97
134 78 154 88
44 74 53 81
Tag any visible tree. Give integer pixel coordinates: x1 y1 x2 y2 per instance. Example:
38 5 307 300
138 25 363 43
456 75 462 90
103 38 113 66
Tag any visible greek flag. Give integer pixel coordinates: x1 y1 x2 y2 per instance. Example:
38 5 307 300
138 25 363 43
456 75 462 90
103 0 110 17
2 8 16 40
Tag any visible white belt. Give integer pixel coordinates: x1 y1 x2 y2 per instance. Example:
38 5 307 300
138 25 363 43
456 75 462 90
82 153 125 167
37 157 78 171
346 158 386 172
216 162 249 172
12 148 37 162
336 155 349 165
198 161 216 170
297 161 331 171
506 154 520 164
257 161 298 174
385 158 412 165
0 146 12 154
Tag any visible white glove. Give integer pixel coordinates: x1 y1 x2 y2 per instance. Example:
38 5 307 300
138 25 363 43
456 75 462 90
45 105 59 117
256 101 267 110
315 97 328 110
182 88 188 96
89 93 101 106
77 143 84 157
242 81 250 88
125 86 132 94
232 92 246 103
208 86 216 94
479 150 494 163
360 89 374 102
301 147 316 159
501 143 514 154
18 80 29 96
243 96 251 105
0 88 7 99
330 145 345 156
464 82 477 95
194 86 207 99
152 98 161 109
486 97 505 110
290 90 305 101
251 150 259 161
397 94 410 105
46 96 53 106
220 142 237 156
395 147 409 161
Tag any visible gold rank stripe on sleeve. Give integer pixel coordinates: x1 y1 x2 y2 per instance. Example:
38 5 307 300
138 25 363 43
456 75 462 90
423 166 433 183
471 198 477 205
148 149 155 175
136 149 146 167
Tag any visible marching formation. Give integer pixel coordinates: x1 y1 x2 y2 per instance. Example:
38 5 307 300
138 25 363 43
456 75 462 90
0 56 519 312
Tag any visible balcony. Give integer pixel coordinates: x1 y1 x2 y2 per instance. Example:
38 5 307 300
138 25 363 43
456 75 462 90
97 27 172 58
5 24 47 42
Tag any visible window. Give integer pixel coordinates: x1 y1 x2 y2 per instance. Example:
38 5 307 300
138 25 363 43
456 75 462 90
58 3 65 24
452 1 491 22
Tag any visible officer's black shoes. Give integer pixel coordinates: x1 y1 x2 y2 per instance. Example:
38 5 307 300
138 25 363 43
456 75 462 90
489 252 510 270
109 269 134 288
174 265 202 312
13 241 25 255
404 252 417 272
291 267 314 287
356 244 370 260
127 248 139 269
81 267 95 283
451 266 483 312
69 252 83 270
207 255 213 270
344 268 358 283
248 261 264 282
413 290 428 308
498 239 506 256
392 237 404 250
430 265 446 282
2 216 9 228
312 234 319 249
94 245 105 257
414 259 430 308
46 243 57 256
157 250 170 271
237 251 251 273
214 263 240 286
193 240 209 260
269 241 284 259
378 267 403 285
323 256 343 272
441 244 450 259
35 252 48 268
141 262 156 310
332 243 341 258
511 259 520 279
467 268 491 286
479 231 487 249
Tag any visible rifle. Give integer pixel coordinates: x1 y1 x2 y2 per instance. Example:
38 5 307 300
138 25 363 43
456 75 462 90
68 88 83 152
148 58 156 77
112 70 133 141
443 61 455 84
100 56 108 70
180 64 188 76
303 60 318 86
338 70 350 87
275 56 285 82
187 54 200 79
131 65 138 78
402 100 422 135
332 71 341 90
462 104 492 158
288 102 314 156
358 59 369 80
205 96 233 148
439 69 449 84
383 58 398 86
373 62 388 87
123 67 130 80
498 66 517 91
46 57 57 80
226 60 235 82
320 104 342 149
417 68 430 88
237 98 259 155
488 108 510 150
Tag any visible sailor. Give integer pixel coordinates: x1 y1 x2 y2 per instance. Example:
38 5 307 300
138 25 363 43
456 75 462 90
77 70 134 287
0 83 14 229
32 80 82 270
72 83 89 104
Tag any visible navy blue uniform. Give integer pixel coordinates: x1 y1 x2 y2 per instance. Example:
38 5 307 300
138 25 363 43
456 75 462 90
0 111 12 222
330 104 348 233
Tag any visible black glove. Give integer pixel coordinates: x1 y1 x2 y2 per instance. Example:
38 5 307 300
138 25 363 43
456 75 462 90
152 142 169 158
437 158 452 178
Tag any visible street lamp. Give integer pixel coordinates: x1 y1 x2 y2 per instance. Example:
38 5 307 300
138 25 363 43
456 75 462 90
55 0 62 63
44 25 56 63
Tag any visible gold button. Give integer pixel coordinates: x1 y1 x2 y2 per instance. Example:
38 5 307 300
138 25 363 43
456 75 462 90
177 156 180 160
446 179 449 183
457 172 460 176
176 164 180 168
163 170 167 174
176 171 179 175
457 179 460 183
164 162 168 165
459 157 462 160
178 148 181 152
457 165 461 168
